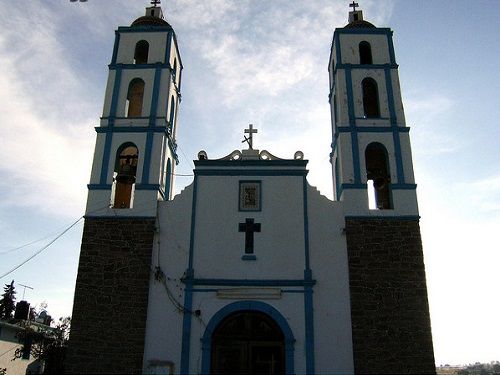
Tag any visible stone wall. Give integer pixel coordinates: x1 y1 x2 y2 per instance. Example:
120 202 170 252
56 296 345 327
66 217 156 374
345 218 435 374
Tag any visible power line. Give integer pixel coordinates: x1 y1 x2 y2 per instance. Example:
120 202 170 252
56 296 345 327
0 217 83 280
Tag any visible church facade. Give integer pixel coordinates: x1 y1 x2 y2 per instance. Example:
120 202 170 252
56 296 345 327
66 4 435 375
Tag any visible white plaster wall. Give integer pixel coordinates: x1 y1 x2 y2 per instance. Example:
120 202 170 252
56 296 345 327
101 70 115 117
88 134 105 184
333 72 349 126
340 189 418 216
193 175 306 280
400 133 416 184
85 190 159 216
116 32 168 64
339 33 391 65
391 69 406 125
307 186 354 374
143 184 193 373
337 133 355 184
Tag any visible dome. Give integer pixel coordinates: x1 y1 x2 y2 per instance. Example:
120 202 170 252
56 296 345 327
344 19 376 28
131 15 172 28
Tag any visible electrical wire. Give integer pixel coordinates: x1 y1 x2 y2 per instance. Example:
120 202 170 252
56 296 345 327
0 217 83 280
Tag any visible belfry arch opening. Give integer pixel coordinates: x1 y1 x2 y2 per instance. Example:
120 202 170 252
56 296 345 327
211 311 285 375
126 78 145 117
134 40 149 64
112 143 139 209
359 41 372 64
362 77 380 118
365 142 392 209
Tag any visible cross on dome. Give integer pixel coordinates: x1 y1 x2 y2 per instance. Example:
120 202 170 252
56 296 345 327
150 0 161 7
349 1 359 11
243 124 258 150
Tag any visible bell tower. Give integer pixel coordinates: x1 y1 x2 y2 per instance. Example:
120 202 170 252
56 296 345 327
67 4 182 374
86 1 181 217
329 3 417 216
328 4 435 373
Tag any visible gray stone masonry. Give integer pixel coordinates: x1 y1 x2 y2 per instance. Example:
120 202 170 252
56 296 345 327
345 218 436 374
65 217 156 374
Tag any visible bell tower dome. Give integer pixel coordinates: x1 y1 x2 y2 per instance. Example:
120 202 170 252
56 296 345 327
86 1 182 217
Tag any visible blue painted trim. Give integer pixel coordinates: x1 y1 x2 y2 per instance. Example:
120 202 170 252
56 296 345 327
187 176 198 272
100 134 113 185
108 67 122 120
141 132 154 184
135 183 161 190
241 255 257 261
111 31 120 65
195 160 307 168
238 180 262 212
302 177 310 272
149 64 162 127
345 69 361 184
180 280 193 375
195 169 307 177
87 183 112 190
99 67 123 184
282 289 306 294
87 183 161 191
200 301 295 375
95 126 168 133
384 67 406 183
188 279 316 287
83 215 156 220
165 30 172 66
117 25 172 32
341 183 367 189
180 176 198 375
335 27 392 35
337 126 410 133
391 183 417 189
387 31 396 65
345 215 421 220
108 62 170 70
304 285 315 374
337 63 398 70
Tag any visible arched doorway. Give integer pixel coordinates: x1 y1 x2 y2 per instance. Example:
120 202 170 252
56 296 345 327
211 311 285 375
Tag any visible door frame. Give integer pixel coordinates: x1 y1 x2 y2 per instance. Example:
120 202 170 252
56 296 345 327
200 301 295 375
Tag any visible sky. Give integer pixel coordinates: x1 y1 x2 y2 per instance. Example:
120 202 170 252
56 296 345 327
0 0 499 367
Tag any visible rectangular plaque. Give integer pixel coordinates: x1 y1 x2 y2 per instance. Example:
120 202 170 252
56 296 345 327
239 181 261 211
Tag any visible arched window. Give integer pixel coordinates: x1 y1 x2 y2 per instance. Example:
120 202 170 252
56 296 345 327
359 41 372 64
168 96 175 131
126 78 145 117
362 78 380 118
365 142 392 209
112 143 139 209
134 40 149 64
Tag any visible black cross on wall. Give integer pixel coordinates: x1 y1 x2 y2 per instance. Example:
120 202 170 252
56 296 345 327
239 218 261 254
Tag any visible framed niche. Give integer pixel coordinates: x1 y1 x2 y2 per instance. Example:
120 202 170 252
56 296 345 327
239 181 261 211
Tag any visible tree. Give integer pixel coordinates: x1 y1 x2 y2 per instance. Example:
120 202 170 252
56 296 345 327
0 280 16 320
14 316 71 374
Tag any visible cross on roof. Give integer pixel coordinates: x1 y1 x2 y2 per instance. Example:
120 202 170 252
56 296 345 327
151 0 161 7
349 1 359 11
243 124 258 150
